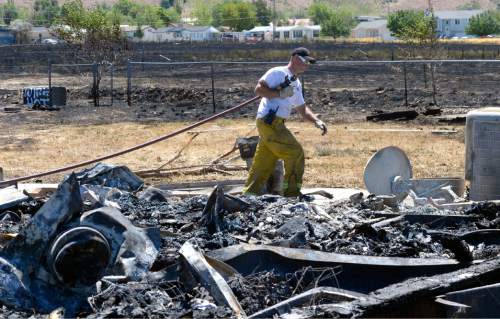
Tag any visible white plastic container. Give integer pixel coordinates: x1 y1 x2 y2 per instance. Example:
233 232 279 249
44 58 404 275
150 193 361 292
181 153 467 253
465 107 500 201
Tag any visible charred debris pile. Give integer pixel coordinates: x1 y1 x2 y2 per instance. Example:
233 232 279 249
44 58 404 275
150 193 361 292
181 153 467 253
1 163 500 318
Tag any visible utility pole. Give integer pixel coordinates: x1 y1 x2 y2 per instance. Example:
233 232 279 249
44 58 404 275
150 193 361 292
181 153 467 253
272 0 276 42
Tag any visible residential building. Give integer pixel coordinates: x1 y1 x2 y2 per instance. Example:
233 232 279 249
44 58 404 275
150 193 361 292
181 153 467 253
351 19 394 41
180 25 220 41
434 10 483 37
245 24 321 42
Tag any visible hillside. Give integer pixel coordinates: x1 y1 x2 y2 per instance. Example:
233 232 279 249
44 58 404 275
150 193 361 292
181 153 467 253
5 0 499 15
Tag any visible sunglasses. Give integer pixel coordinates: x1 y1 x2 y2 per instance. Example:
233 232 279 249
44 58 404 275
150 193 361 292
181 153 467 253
297 55 312 65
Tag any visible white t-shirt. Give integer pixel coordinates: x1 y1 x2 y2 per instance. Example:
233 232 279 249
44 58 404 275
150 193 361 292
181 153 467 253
256 66 305 119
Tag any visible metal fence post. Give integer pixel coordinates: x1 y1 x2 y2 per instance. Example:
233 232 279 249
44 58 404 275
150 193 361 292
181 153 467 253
211 63 216 113
110 63 114 106
430 63 437 106
48 59 52 108
92 62 99 107
403 61 408 107
423 63 427 89
127 59 132 106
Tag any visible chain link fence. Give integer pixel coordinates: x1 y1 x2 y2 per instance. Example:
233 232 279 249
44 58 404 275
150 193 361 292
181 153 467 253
1 57 499 114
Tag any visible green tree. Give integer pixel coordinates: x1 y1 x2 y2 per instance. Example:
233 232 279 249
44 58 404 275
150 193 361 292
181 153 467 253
192 0 213 25
388 10 435 40
158 7 180 25
2 0 19 25
33 0 60 26
56 0 122 58
308 2 332 25
136 5 163 27
113 0 140 19
466 11 500 36
321 9 355 39
213 0 257 31
254 0 271 26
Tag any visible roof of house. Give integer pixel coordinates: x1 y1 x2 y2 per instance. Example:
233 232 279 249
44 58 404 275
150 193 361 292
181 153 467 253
183 25 220 33
157 25 219 33
120 25 152 32
247 25 320 33
353 19 388 30
434 10 483 19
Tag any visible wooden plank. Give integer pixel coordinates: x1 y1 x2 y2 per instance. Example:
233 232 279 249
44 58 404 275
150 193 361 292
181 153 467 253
156 179 245 191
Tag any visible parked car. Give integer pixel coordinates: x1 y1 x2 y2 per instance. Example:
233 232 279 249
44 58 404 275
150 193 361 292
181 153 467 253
41 38 60 45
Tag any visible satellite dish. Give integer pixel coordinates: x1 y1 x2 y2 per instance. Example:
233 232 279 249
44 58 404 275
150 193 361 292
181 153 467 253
363 146 412 202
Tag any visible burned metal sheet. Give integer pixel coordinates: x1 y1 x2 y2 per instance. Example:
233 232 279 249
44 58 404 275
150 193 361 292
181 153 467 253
0 174 161 314
316 256 500 317
0 186 29 211
75 162 143 192
179 241 246 318
249 286 367 318
78 207 161 281
207 244 463 293
436 283 500 317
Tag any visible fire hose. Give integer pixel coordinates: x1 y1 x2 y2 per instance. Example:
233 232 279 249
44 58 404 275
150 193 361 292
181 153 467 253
0 96 261 188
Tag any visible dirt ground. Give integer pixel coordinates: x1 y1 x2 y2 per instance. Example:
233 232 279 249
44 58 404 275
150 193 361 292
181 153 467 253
0 69 469 189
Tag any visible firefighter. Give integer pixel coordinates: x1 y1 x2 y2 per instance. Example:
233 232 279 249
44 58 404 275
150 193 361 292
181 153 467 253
243 47 327 197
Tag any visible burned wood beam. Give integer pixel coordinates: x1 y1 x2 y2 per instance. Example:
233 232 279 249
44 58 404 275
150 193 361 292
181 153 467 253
366 110 419 122
179 242 246 318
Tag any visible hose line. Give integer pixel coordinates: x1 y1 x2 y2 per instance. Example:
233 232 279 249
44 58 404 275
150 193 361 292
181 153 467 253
0 96 260 187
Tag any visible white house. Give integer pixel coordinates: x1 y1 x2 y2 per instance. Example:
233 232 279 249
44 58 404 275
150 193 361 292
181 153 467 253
245 24 321 42
434 10 483 37
181 25 220 41
351 19 394 41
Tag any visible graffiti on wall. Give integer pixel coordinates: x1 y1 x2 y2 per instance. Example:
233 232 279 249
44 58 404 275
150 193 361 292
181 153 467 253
22 87 50 108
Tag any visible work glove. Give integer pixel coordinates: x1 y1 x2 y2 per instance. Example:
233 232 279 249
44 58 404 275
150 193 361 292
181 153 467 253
315 119 327 135
278 85 294 98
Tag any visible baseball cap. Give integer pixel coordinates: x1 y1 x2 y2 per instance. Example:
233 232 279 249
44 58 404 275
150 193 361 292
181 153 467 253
292 47 316 64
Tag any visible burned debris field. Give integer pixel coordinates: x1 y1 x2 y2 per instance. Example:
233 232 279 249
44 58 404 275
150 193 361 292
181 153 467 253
1 162 500 318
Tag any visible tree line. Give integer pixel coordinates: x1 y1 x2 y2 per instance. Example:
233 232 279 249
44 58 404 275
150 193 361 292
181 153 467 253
1 0 499 38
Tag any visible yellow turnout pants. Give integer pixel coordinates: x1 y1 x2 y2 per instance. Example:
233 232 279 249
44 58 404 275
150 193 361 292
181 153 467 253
243 117 305 197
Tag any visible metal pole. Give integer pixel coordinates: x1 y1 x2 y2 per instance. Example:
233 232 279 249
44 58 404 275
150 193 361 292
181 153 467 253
110 63 114 106
93 62 98 107
211 63 216 113
272 0 276 42
403 62 408 107
430 63 437 105
423 63 427 89
141 46 145 71
127 59 132 106
48 59 52 108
